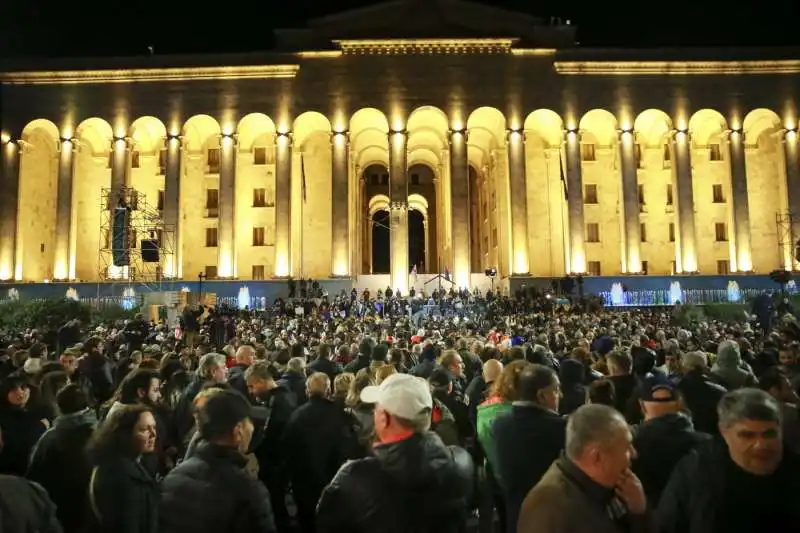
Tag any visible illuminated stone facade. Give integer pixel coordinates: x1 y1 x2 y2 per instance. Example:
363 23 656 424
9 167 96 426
2 0 800 292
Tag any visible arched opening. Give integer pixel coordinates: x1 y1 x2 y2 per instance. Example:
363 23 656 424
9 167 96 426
350 108 390 277
744 108 784 271
371 210 390 274
407 164 436 273
525 109 567 276
237 112 277 279
408 210 425 273
468 165 482 273
366 191 390 274
17 119 59 281
181 114 222 280
467 107 506 278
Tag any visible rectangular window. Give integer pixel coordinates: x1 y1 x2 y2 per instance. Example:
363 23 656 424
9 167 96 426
205 265 218 279
207 148 220 173
635 144 643 168
586 223 600 243
663 144 671 162
709 144 723 161
206 189 219 209
157 190 165 211
584 184 598 204
252 227 265 246
205 228 218 247
666 184 674 206
640 223 647 242
252 265 265 280
253 147 267 165
638 184 646 205
587 261 601 276
671 261 677 275
669 223 675 242
580 143 596 161
715 223 728 242
717 260 730 275
253 188 266 207
641 260 649 274
131 151 140 169
712 184 725 203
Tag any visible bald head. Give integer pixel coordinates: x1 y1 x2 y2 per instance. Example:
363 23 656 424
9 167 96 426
483 359 503 383
235 345 255 365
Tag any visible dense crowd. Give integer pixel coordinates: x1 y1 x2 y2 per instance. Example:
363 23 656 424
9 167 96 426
0 287 799 533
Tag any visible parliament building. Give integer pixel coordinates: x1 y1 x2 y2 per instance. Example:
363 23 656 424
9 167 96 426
2 0 800 294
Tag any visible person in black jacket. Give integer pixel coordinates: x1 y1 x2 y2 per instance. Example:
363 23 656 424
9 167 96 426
492 364 566 533
0 473 62 533
245 361 297 532
160 389 276 533
658 389 800 532
27 384 96 533
284 372 361 533
630 375 710 507
88 404 159 533
316 373 474 533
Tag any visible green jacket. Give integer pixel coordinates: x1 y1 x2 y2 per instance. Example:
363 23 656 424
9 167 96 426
476 397 512 485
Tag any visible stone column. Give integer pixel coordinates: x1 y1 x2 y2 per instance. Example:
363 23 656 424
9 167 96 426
0 139 20 280
449 128 470 288
163 135 182 278
727 130 752 271
564 130 586 273
53 137 76 280
507 129 530 274
671 130 697 272
331 131 349 276
275 132 292 277
217 133 237 278
110 137 130 192
618 130 641 273
389 130 409 293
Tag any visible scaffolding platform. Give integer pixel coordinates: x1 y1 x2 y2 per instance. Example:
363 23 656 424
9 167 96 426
98 186 176 288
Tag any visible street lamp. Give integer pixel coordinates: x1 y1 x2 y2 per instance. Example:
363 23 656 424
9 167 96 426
198 272 207 303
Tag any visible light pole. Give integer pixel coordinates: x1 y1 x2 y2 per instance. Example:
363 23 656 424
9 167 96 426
198 272 206 303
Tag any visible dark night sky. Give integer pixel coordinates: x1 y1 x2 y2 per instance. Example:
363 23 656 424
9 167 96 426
0 0 798 59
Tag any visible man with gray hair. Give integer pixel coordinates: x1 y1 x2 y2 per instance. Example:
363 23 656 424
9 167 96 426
317 373 474 533
658 388 800 532
517 404 650 533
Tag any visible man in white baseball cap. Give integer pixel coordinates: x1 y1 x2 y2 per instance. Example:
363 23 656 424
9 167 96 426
317 373 474 532
360 373 433 438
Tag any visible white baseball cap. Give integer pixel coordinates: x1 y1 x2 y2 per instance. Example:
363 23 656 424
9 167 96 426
360 373 433 419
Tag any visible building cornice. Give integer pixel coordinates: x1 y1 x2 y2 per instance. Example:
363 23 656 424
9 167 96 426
0 64 300 85
554 60 800 75
333 38 518 55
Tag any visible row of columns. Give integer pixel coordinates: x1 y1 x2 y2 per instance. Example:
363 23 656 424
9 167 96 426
3 123 800 283
0 128 351 282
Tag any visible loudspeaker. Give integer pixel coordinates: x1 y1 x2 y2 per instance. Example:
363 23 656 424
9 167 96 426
112 207 130 266
141 239 159 263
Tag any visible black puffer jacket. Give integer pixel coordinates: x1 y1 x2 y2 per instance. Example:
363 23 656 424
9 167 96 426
316 431 474 533
160 442 276 533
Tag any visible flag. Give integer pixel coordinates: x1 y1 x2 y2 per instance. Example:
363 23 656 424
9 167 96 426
411 264 418 284
301 152 307 203
559 152 569 201
444 266 450 281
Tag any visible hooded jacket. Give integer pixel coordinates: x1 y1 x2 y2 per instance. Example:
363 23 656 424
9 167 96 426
316 431 473 533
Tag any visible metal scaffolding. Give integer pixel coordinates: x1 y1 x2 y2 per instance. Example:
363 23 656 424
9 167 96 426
98 186 176 286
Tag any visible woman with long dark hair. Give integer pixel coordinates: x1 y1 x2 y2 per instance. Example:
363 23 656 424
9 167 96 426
88 403 159 533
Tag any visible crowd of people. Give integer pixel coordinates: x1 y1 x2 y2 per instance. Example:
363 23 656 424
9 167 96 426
0 286 799 533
